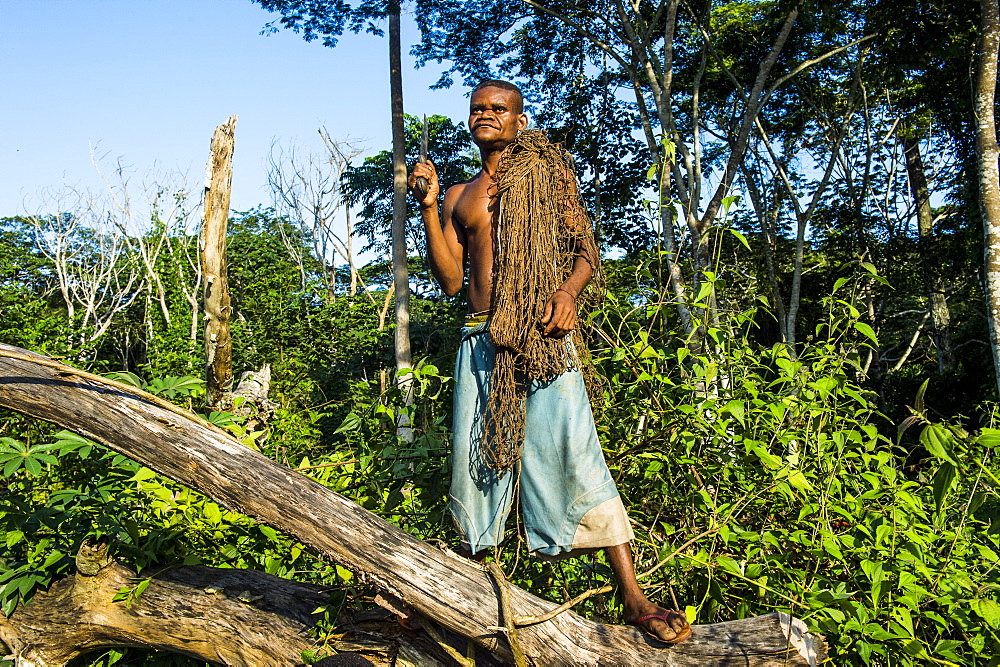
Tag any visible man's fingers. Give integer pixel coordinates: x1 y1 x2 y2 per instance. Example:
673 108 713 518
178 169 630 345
540 306 575 337
541 300 553 325
412 161 437 181
554 305 575 332
409 162 438 187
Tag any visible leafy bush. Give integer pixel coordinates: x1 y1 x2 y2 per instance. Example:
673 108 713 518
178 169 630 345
582 266 1000 665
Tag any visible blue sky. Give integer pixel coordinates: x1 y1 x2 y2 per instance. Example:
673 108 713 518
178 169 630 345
0 0 471 216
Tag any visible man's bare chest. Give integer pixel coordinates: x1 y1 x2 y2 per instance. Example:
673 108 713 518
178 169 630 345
453 180 497 237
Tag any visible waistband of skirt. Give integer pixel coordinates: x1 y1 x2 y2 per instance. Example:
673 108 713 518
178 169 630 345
462 310 491 337
465 313 489 327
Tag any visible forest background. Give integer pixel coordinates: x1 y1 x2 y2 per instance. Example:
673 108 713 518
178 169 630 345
4 0 1000 664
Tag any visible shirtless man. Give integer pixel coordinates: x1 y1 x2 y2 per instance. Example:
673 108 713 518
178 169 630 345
408 79 690 644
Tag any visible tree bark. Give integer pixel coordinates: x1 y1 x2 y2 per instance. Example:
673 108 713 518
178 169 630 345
902 133 954 373
0 539 327 666
0 539 457 667
0 345 827 666
388 0 414 441
388 2 413 389
202 115 238 409
978 0 1000 393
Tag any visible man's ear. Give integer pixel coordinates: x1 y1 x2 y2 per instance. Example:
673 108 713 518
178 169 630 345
517 113 529 131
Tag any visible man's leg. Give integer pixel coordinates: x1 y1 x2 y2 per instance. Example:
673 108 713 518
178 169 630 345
606 542 691 643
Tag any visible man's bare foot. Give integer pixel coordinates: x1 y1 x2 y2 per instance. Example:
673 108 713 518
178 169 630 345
605 543 692 644
624 601 692 644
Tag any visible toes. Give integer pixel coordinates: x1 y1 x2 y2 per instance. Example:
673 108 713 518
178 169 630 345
649 620 674 641
669 614 689 634
654 618 682 642
633 609 691 643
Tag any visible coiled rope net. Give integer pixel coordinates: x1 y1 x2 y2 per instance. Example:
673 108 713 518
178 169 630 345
483 129 603 472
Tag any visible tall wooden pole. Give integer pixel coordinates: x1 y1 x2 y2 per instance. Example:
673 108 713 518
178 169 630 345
202 115 238 409
976 0 1000 394
389 0 414 439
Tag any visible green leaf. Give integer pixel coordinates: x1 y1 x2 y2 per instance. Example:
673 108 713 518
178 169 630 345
694 280 713 303
130 467 157 482
853 322 878 345
971 598 1000 627
203 502 223 524
787 470 812 492
832 277 849 293
914 378 929 414
861 560 884 585
22 457 41 476
978 428 1000 449
335 412 362 434
716 556 743 576
752 446 783 470
133 578 151 598
721 195 740 214
41 551 65 569
724 400 745 425
1 457 23 477
920 424 958 466
931 462 956 513
728 228 750 249
822 536 844 561
108 371 144 388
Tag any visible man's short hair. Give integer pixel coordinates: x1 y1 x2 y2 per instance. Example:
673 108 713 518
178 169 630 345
472 79 524 114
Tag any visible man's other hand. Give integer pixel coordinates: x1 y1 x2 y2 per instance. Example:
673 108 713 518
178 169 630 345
541 289 576 338
408 160 440 208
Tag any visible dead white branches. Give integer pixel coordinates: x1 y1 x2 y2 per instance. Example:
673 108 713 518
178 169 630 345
268 128 364 298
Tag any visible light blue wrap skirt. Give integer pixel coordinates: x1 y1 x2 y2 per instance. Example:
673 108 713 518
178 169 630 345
449 320 634 558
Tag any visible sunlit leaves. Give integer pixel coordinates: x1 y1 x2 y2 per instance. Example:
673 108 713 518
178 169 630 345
0 437 59 477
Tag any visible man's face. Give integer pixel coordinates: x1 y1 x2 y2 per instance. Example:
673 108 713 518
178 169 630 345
469 87 527 150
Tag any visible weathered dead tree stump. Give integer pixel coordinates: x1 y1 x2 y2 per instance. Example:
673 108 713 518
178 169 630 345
201 114 237 409
0 344 827 666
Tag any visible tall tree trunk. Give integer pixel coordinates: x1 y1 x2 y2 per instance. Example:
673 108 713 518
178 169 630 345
389 1 414 439
202 115 238 409
658 160 693 334
977 0 1000 394
902 133 954 373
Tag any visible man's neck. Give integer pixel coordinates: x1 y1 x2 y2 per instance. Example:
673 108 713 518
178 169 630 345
478 144 509 177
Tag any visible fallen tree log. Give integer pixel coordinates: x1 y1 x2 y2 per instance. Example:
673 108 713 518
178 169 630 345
0 540 455 667
0 344 827 665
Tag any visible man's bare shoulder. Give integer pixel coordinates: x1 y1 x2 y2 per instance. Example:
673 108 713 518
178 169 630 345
444 174 480 200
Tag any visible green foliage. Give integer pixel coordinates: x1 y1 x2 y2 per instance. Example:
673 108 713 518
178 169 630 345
317 358 455 540
581 266 1000 665
0 217 78 357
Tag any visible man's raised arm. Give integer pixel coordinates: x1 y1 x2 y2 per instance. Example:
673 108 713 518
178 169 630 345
408 160 465 296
